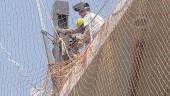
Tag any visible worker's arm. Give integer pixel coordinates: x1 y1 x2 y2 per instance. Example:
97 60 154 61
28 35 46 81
76 30 91 44
56 27 82 34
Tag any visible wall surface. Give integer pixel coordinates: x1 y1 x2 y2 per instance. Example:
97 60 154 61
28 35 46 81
69 0 170 96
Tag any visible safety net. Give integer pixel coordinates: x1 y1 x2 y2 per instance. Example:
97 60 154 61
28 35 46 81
69 0 170 96
0 0 120 96
0 0 170 96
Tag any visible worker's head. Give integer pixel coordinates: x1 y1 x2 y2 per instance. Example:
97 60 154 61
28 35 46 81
73 2 90 18
75 18 84 28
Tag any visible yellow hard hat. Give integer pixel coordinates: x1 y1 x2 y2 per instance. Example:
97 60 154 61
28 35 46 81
75 18 84 27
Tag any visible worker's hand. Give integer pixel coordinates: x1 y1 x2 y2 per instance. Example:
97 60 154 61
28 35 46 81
57 28 68 35
58 38 63 42
77 41 84 48
75 35 83 41
56 27 74 35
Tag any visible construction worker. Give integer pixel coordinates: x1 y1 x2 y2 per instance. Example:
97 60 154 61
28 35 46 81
67 18 86 55
57 2 104 40
56 2 104 53
73 2 104 40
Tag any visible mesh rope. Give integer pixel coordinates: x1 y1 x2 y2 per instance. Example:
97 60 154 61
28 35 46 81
0 0 170 96
69 0 170 96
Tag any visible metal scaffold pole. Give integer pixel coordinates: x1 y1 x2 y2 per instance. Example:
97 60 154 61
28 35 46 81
35 0 53 63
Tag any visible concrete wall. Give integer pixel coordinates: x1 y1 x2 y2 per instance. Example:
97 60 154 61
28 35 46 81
69 0 170 96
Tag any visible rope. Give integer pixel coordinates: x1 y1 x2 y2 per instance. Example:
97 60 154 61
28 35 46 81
35 0 134 95
87 0 110 27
